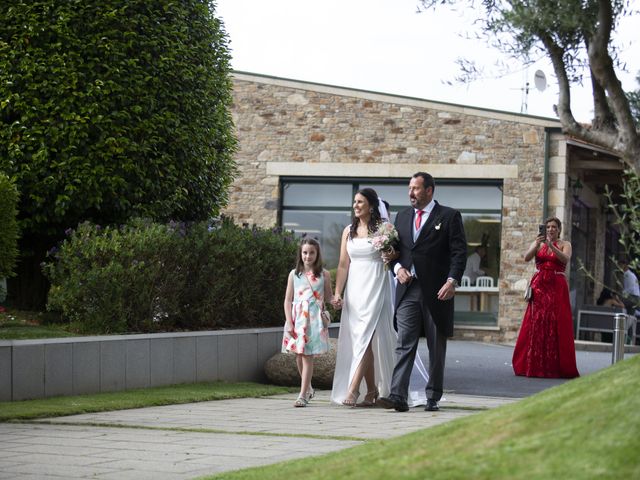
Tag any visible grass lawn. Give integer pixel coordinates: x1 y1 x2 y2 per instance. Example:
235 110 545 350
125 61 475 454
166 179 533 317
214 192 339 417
0 308 77 340
205 355 640 480
0 382 296 421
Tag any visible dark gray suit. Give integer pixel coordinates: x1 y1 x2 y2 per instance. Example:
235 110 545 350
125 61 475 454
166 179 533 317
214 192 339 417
390 201 467 401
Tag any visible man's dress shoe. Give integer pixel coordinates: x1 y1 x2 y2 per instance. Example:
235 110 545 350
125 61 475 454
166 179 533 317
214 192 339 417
377 396 409 412
425 399 440 411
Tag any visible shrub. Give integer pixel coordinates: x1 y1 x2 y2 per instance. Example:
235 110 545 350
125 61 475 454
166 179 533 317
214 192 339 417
1 0 236 230
45 218 298 334
1 0 237 309
0 173 19 279
181 218 299 330
45 219 188 333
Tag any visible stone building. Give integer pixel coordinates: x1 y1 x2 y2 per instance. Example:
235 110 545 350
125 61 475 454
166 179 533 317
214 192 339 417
224 72 626 342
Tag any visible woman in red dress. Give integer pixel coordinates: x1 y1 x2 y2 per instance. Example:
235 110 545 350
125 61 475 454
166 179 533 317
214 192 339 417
512 217 579 378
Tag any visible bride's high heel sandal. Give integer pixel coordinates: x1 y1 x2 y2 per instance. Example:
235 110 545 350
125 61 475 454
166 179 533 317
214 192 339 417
342 390 359 407
356 388 379 407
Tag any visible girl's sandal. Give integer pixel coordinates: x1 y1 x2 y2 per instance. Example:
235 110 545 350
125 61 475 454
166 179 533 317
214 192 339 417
294 395 309 407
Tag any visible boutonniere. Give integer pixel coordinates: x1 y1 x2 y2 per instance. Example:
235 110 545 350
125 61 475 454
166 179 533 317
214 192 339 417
435 222 442 230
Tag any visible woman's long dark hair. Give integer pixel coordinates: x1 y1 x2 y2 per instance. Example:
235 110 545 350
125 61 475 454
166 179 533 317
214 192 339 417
596 288 615 306
295 237 323 277
349 187 382 239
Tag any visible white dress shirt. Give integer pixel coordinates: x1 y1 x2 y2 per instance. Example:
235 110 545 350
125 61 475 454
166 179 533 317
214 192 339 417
412 199 436 240
395 200 436 276
623 269 640 297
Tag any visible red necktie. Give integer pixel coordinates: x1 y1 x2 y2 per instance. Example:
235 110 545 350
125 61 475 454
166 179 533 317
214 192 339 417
415 210 424 230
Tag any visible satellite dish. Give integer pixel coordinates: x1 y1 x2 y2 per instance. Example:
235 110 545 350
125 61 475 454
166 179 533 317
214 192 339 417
534 70 547 92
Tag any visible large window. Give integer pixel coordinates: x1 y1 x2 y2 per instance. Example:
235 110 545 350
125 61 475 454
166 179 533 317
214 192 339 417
281 178 503 281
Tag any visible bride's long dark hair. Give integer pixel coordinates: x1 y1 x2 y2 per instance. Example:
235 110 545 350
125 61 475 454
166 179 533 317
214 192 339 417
349 187 382 239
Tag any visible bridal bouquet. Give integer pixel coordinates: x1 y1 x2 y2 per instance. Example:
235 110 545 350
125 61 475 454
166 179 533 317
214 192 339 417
369 221 399 268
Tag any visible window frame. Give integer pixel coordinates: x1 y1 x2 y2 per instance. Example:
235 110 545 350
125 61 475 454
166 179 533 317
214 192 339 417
279 176 503 223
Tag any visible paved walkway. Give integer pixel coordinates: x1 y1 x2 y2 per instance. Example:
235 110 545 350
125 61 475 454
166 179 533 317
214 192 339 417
0 391 515 479
2 339 630 479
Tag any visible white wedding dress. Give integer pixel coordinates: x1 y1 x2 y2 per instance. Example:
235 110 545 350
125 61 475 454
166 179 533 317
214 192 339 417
330 237 428 406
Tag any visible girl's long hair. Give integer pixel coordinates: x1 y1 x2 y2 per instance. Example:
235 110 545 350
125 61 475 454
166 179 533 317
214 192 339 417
349 187 382 239
295 237 323 277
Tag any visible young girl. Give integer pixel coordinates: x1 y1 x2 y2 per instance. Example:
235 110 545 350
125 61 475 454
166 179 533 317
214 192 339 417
283 237 332 407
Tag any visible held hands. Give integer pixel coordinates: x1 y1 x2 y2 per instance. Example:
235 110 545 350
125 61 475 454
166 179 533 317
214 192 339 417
331 294 343 310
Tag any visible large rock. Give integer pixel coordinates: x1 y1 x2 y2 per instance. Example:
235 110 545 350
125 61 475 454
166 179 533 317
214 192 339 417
264 338 337 389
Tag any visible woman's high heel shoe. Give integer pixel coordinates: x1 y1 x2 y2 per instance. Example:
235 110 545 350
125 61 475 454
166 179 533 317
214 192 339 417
356 388 379 407
342 390 359 407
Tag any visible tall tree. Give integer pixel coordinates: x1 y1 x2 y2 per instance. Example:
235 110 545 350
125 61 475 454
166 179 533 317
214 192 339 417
419 0 640 170
0 1 237 308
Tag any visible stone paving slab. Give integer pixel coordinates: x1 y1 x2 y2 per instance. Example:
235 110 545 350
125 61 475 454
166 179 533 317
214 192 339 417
0 392 517 479
0 423 356 479
41 391 515 439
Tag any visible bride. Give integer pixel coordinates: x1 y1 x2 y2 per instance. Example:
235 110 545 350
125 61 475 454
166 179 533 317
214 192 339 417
330 187 428 407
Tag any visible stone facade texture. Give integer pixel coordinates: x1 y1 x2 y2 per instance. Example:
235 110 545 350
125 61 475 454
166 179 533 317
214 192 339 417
224 73 571 342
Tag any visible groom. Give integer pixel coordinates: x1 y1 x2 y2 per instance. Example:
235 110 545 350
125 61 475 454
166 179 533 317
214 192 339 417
379 172 467 412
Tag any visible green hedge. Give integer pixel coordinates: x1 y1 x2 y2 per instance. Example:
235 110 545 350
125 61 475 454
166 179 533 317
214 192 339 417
44 218 298 334
0 173 19 279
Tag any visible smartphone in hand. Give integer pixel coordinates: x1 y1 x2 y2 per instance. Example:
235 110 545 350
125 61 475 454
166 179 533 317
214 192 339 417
538 224 546 237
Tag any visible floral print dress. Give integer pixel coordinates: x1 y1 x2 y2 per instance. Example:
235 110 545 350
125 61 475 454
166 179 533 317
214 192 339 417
282 270 329 355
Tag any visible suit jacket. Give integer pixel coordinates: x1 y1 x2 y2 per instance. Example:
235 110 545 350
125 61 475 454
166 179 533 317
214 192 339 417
393 201 467 337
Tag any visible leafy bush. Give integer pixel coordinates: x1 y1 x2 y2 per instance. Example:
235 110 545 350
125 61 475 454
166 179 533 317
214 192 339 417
1 0 237 309
0 173 19 279
45 218 298 334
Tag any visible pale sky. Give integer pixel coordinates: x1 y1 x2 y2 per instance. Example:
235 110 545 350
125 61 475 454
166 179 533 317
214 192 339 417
216 0 640 122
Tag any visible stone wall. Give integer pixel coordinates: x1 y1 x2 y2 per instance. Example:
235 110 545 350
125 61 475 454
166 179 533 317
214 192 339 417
224 72 566 341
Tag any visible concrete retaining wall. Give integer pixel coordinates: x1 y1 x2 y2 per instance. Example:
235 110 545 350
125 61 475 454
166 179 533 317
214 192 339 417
0 326 339 402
